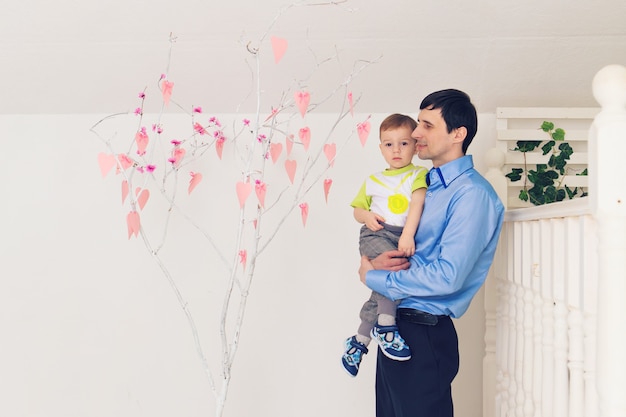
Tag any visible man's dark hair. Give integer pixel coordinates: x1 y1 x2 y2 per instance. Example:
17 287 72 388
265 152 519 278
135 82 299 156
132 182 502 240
420 89 478 154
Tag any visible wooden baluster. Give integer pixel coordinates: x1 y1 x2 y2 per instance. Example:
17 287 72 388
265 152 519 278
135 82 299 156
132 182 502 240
591 64 626 417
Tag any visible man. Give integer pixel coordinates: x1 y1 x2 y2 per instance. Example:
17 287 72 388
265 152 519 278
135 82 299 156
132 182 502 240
358 89 505 417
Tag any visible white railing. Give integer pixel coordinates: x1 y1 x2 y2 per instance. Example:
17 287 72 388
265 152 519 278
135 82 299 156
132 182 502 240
484 64 626 417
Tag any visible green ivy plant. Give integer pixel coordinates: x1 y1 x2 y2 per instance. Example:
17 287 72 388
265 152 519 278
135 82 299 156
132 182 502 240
505 121 588 205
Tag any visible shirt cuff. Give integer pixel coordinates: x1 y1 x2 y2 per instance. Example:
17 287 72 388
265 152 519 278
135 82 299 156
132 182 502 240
366 269 392 299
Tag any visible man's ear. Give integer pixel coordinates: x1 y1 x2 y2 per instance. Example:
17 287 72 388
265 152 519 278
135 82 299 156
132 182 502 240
453 127 467 144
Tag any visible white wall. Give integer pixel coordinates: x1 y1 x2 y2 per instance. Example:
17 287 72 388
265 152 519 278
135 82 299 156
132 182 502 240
0 111 496 417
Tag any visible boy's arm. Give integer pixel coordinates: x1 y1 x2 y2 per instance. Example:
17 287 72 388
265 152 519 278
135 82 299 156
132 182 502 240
397 187 426 256
354 207 385 231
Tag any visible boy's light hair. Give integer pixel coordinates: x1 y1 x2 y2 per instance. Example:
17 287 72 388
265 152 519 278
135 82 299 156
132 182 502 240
379 113 418 138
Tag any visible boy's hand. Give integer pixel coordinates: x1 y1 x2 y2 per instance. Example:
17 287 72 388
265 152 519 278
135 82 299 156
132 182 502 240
364 212 385 231
398 234 416 256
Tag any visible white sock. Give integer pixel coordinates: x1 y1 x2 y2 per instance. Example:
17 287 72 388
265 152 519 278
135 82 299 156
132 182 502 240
377 313 396 326
356 333 371 346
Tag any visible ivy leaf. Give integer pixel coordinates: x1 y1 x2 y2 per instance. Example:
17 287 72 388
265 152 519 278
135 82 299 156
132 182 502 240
565 185 579 199
552 128 566 141
514 141 541 153
541 121 554 132
542 141 555 155
505 168 523 182
519 189 529 202
578 168 588 176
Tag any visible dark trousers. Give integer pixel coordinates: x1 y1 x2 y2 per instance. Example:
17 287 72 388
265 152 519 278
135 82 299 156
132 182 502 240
375 313 459 417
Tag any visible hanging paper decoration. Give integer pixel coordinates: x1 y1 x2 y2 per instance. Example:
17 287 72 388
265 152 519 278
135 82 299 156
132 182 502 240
323 143 336 167
216 137 225 159
188 172 202 195
324 178 333 203
169 147 186 167
299 203 309 226
294 91 310 118
239 249 247 270
161 80 174 106
135 188 150 210
255 180 267 208
121 180 129 204
269 143 282 163
284 160 297 184
299 127 311 151
135 128 149 156
286 134 294 155
97 153 116 178
127 211 141 239
116 153 133 173
271 36 288 64
357 119 371 147
348 92 354 116
236 181 252 208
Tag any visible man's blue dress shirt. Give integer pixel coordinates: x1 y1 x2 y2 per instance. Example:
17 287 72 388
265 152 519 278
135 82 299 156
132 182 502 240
366 155 505 318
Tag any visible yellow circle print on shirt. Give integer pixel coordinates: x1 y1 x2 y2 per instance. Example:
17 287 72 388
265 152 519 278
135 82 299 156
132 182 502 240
388 193 409 214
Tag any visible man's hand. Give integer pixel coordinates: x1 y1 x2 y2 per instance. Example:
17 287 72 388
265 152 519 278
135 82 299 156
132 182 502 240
358 250 410 285
371 250 410 271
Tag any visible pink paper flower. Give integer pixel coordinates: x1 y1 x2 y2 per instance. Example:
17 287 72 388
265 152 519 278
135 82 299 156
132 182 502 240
242 118 250 126
134 107 142 116
146 164 156 173
171 139 181 146
138 92 146 99
193 106 202 113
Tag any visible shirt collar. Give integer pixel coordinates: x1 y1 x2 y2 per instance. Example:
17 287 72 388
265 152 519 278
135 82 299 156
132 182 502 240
427 155 474 188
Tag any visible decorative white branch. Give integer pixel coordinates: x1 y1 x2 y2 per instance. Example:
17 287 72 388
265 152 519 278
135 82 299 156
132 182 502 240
92 2 377 416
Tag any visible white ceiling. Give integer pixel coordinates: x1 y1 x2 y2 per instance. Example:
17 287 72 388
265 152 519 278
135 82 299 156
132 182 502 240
2 0 626 115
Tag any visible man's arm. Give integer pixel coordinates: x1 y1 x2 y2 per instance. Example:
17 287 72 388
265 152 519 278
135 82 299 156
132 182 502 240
359 250 409 285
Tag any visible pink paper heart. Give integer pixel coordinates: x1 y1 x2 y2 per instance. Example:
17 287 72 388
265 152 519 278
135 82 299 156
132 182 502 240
299 202 309 227
188 172 202 195
116 154 133 172
121 180 129 204
255 181 267 208
357 120 371 147
269 143 282 163
135 130 149 155
323 143 336 167
294 91 310 118
126 211 141 239
216 139 225 160
236 181 252 208
324 178 333 203
299 127 311 151
161 80 174 106
239 249 247 270
286 135 294 155
284 160 297 184
97 153 116 178
271 36 288 64
171 148 186 166
136 188 150 210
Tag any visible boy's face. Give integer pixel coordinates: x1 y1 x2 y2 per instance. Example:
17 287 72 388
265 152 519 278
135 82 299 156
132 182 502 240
379 126 417 170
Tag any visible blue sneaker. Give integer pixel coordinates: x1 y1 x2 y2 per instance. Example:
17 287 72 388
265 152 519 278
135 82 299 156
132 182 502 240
370 324 411 361
341 336 369 377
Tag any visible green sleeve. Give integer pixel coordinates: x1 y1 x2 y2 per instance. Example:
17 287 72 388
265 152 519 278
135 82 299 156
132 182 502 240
350 182 371 210
411 167 429 192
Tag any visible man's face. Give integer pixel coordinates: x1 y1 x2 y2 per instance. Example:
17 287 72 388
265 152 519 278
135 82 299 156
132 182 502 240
412 107 463 167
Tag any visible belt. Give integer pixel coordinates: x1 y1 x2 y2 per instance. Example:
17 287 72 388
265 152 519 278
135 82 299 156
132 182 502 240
397 308 447 326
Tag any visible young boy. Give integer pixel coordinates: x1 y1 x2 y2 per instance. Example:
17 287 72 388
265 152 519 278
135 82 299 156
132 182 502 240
342 113 428 377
